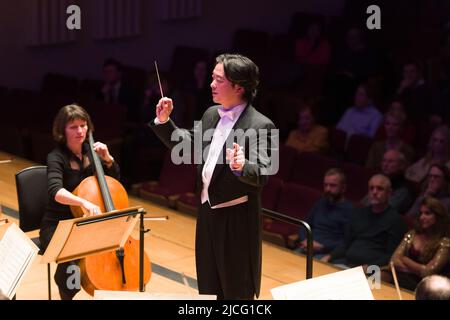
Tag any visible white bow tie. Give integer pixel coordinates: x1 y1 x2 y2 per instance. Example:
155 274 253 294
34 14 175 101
218 108 235 121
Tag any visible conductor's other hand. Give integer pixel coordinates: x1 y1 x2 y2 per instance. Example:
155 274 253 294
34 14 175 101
156 97 173 123
226 143 245 172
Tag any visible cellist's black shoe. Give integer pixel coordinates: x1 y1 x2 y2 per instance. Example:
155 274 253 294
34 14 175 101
58 288 75 300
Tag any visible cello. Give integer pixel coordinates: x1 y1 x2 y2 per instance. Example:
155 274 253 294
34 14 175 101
70 132 151 296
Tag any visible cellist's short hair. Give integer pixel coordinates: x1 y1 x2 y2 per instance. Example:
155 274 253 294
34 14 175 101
52 104 94 144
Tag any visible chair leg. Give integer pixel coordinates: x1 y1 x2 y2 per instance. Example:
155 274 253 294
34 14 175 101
47 263 51 300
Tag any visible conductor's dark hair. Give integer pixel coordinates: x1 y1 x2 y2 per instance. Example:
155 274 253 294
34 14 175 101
215 53 260 103
52 104 94 144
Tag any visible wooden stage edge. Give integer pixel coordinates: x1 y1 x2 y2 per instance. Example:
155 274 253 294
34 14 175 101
0 151 414 300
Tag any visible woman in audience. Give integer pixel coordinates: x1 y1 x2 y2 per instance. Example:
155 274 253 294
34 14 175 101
388 97 416 145
295 20 331 66
382 197 450 291
406 164 450 216
366 109 414 169
405 125 450 183
285 105 328 153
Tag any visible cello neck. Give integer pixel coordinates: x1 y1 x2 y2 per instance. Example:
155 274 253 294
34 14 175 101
88 132 115 212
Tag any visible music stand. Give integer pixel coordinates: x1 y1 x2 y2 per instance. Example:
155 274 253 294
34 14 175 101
42 206 151 291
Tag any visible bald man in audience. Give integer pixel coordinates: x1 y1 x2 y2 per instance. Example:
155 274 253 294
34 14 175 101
361 150 413 214
415 275 450 300
322 174 408 270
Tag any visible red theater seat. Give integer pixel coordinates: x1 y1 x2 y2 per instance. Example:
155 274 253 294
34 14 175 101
138 151 197 208
263 183 321 247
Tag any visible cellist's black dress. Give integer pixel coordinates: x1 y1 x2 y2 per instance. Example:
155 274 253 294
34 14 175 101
39 143 120 299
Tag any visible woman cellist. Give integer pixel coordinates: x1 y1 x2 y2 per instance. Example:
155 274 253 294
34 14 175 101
39 104 120 300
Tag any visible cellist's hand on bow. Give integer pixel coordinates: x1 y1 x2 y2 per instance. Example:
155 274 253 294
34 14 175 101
81 200 102 217
93 142 114 167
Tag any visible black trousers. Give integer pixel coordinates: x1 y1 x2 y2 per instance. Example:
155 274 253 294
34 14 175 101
40 226 81 299
195 202 255 300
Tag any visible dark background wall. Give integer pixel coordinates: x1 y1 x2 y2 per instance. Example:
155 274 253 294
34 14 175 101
0 0 345 90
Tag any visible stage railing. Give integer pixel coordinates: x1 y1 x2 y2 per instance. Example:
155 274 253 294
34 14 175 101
262 208 313 279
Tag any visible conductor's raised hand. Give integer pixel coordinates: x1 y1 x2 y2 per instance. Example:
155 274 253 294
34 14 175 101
156 97 173 123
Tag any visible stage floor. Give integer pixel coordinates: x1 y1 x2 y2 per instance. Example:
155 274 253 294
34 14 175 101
0 151 414 300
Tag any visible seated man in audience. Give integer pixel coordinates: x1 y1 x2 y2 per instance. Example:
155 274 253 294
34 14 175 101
362 150 413 214
366 109 414 169
291 168 353 257
415 275 450 300
285 105 329 154
321 174 408 269
396 59 438 124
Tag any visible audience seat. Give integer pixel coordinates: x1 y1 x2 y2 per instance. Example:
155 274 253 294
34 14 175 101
0 86 8 100
275 145 298 181
41 73 79 99
345 134 375 165
290 152 337 190
263 183 321 247
339 161 377 203
231 28 269 68
122 65 147 98
175 192 200 217
328 127 347 159
28 130 55 165
79 78 103 100
288 11 327 38
169 46 210 90
137 151 197 208
0 125 27 158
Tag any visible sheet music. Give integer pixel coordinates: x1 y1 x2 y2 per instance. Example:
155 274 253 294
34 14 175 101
0 224 38 299
271 266 374 300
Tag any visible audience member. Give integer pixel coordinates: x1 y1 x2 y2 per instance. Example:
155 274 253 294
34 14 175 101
415 275 450 300
321 174 407 269
285 105 329 153
366 109 414 169
295 20 331 66
396 59 438 124
362 150 413 214
406 164 450 216
383 197 450 291
379 98 416 144
99 58 139 122
405 125 450 183
292 168 353 257
333 27 381 83
141 70 186 127
182 59 213 121
336 83 383 138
